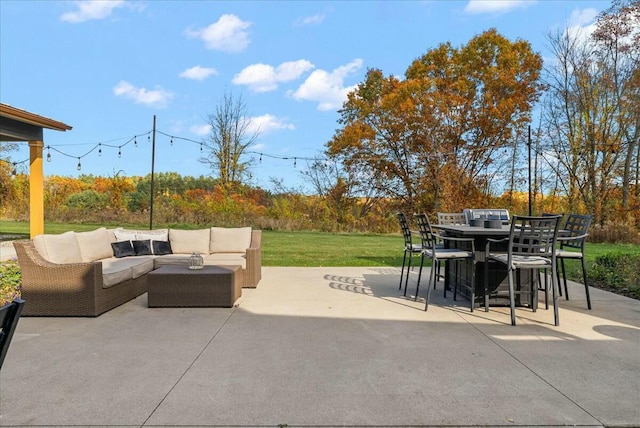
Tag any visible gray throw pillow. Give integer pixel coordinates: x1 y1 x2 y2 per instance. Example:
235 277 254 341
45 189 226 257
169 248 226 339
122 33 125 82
111 241 136 258
152 240 172 255
132 240 153 256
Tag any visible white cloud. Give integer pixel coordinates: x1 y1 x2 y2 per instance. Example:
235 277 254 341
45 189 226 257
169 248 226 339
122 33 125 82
248 114 295 135
568 7 599 26
294 13 325 26
113 80 174 108
61 0 125 23
289 59 363 111
185 14 251 53
464 0 535 14
179 65 218 80
233 60 315 92
190 124 212 136
566 8 599 42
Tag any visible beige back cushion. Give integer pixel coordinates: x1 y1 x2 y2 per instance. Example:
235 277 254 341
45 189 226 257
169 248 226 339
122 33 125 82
76 227 113 262
210 227 252 253
114 229 137 242
106 229 119 244
169 228 210 254
32 234 49 260
136 229 169 242
41 231 83 264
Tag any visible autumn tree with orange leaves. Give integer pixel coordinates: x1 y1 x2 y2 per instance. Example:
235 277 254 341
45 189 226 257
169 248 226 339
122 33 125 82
327 29 544 215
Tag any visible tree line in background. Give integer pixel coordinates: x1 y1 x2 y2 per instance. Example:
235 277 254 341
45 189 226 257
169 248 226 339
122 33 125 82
1 1 638 238
0 169 638 243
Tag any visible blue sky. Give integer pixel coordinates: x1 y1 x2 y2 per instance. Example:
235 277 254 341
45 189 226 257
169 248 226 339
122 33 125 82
1 0 610 192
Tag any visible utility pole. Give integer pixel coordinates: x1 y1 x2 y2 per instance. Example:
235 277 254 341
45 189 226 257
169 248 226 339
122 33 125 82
528 125 532 216
149 115 156 230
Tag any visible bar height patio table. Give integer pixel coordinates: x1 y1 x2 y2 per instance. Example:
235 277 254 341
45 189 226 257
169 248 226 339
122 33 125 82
433 223 536 309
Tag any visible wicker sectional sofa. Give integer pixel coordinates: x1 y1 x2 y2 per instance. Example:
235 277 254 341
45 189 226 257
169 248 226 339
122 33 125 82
13 227 262 317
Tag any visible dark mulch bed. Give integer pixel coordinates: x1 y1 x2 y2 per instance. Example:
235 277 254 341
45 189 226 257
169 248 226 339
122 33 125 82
0 233 29 242
591 281 640 301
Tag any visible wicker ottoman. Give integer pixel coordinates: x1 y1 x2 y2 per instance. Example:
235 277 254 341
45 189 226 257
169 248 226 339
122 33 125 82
147 265 242 308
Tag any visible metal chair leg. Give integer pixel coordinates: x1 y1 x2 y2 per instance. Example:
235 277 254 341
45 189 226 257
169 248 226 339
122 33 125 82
508 269 517 326
425 259 436 311
403 253 413 296
399 250 407 290
582 257 592 310
552 261 559 326
414 253 425 302
561 258 569 300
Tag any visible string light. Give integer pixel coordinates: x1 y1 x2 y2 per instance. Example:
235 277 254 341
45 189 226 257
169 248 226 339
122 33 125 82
12 162 17 176
77 158 81 171
1 126 528 178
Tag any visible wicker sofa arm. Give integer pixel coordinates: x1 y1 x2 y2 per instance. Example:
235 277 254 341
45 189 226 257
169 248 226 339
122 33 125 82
13 240 102 315
243 230 262 288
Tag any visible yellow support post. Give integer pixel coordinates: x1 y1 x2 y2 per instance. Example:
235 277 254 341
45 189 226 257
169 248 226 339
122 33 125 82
29 140 44 238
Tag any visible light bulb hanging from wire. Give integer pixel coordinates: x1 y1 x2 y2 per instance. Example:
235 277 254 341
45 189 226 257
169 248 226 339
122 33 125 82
98 143 102 157
77 158 82 171
118 147 122 158
46 149 51 162
134 137 137 147
170 137 173 146
11 163 17 176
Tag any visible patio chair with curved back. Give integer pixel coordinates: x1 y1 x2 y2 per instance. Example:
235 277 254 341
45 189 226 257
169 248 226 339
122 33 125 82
485 215 562 326
413 213 476 311
556 213 593 309
397 212 422 293
0 298 25 371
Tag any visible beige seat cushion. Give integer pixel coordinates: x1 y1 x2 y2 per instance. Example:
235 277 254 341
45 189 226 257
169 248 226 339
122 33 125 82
203 253 246 269
42 231 83 264
169 228 210 254
210 227 252 253
100 256 156 287
76 227 113 262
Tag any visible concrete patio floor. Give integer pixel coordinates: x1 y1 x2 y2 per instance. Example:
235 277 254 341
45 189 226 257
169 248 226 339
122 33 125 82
0 266 639 427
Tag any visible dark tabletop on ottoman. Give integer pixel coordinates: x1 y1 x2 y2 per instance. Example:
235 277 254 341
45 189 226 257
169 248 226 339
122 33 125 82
147 265 242 308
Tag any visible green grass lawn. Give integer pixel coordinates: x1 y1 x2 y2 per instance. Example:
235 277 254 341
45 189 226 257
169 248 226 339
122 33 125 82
1 220 638 267
2 220 639 301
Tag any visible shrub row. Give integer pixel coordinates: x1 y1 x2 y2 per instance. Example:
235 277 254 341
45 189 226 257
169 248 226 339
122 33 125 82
589 252 640 300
